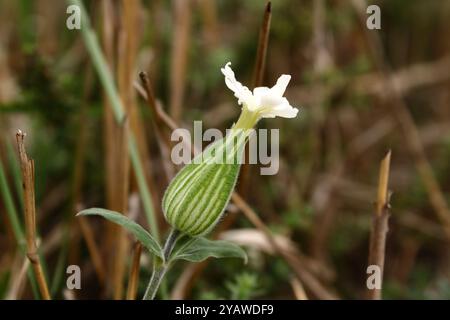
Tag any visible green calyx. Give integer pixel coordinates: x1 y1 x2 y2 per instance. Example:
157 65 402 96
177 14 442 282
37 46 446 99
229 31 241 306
233 107 260 131
162 127 249 236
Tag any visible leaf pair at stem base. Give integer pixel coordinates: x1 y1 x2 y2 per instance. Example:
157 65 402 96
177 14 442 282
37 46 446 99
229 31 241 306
77 208 247 299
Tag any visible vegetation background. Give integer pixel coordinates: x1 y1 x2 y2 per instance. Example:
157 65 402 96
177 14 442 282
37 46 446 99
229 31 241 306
1 0 450 299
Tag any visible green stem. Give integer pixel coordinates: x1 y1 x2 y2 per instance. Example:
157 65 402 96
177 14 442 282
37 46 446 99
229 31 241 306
143 229 181 300
143 258 166 300
163 229 180 261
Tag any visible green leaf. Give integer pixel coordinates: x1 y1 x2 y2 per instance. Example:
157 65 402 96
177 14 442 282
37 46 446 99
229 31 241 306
170 236 247 264
77 208 163 259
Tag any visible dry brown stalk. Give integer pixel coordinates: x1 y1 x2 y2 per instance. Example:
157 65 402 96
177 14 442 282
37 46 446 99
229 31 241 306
134 79 192 161
239 2 272 196
102 0 158 299
119 0 158 192
198 0 219 50
138 72 173 139
252 2 272 88
107 0 139 300
110 119 131 300
139 71 175 181
169 0 192 122
15 130 51 300
126 241 142 300
367 150 392 300
134 81 180 132
100 0 120 276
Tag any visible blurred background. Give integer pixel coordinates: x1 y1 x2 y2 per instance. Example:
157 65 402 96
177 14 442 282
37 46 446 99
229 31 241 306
1 0 450 299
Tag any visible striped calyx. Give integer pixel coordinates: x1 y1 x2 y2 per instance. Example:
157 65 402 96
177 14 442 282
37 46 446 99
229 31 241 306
162 131 247 236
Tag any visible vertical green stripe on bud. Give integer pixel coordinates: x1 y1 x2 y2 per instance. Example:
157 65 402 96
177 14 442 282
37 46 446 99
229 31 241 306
162 131 247 236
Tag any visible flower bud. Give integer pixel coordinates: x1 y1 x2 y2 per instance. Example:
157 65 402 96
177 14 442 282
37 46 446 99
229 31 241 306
162 131 247 236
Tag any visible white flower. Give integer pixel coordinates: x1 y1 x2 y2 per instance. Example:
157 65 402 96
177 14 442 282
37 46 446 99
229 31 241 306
221 62 299 119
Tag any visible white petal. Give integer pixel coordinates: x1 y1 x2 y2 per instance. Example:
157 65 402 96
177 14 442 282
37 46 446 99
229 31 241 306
252 86 270 107
260 98 299 119
272 104 299 118
255 87 284 109
221 62 298 121
271 75 291 96
273 106 299 118
221 62 256 108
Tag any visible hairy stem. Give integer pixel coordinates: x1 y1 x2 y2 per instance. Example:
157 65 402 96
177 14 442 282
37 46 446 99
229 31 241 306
143 229 181 300
143 259 166 300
